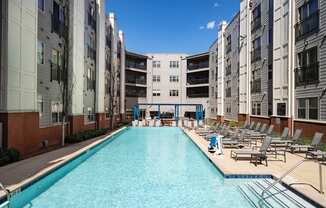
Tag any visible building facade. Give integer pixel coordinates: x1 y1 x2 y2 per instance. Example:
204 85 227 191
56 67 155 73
0 0 125 157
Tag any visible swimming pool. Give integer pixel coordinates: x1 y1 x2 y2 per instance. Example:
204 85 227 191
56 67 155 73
6 128 261 207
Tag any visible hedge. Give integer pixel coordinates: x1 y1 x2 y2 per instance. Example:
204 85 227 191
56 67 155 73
65 128 109 144
0 148 20 167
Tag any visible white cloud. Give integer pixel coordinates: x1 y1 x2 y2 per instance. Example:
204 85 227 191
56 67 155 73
206 21 216 30
213 2 220 7
199 26 205 30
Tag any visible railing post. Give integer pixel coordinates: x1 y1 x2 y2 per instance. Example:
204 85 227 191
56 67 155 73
319 162 324 194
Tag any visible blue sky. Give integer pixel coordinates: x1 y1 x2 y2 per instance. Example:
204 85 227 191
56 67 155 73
106 0 239 55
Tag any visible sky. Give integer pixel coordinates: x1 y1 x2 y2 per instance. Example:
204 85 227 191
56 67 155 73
106 0 239 55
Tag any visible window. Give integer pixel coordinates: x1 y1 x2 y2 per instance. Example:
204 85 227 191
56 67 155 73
38 0 45 11
153 89 161 97
226 104 231 113
87 107 95 122
153 61 161 68
170 61 179 68
277 103 286 116
296 47 318 86
51 49 62 66
296 0 319 40
153 75 160 82
252 102 261 115
226 35 231 53
37 95 43 117
37 41 44 64
169 75 179 82
51 102 63 124
251 4 261 31
251 37 261 63
51 49 62 82
87 68 95 90
297 97 318 120
169 90 179 97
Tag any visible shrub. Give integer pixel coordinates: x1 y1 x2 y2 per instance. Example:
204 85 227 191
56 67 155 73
66 128 109 144
0 148 20 167
228 120 238 128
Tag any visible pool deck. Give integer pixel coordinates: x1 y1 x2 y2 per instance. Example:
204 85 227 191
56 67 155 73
0 127 127 200
183 128 326 207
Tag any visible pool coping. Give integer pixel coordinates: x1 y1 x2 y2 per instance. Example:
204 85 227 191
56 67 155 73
0 126 128 204
181 128 325 208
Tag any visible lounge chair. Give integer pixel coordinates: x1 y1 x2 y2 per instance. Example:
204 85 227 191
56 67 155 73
306 150 326 161
231 137 273 166
290 132 324 154
223 131 246 148
271 128 302 145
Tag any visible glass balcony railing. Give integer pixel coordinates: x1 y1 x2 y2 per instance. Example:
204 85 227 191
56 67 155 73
295 62 319 87
187 61 209 70
51 14 67 37
126 61 147 70
50 63 63 83
187 77 209 85
295 11 319 41
126 77 147 85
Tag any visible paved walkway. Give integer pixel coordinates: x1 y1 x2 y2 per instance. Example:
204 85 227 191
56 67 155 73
183 129 326 207
0 127 126 199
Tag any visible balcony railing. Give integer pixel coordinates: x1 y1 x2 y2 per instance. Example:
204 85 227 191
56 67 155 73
225 65 231 76
251 48 261 63
88 46 96 61
251 79 261 94
51 14 67 37
295 11 319 41
251 17 261 32
187 93 209 98
126 62 147 70
88 13 96 30
187 77 209 85
126 89 146 97
225 87 231 97
226 44 231 54
188 61 209 70
295 63 319 87
126 77 147 85
50 63 63 82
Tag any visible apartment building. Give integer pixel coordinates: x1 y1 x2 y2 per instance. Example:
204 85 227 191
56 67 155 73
125 51 148 120
292 0 326 137
224 13 240 121
0 0 125 157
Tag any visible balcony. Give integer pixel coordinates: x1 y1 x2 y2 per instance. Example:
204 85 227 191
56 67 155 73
225 65 231 76
88 13 96 31
251 17 261 32
295 11 319 41
50 63 62 82
126 61 147 70
225 87 231 97
88 46 96 61
295 63 319 87
226 44 231 54
187 86 209 98
51 14 67 37
87 79 95 91
126 86 146 98
251 79 261 94
187 77 209 85
187 61 209 70
251 48 261 63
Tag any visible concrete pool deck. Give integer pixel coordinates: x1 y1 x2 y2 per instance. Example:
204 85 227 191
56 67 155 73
183 128 326 207
0 126 325 207
0 127 127 200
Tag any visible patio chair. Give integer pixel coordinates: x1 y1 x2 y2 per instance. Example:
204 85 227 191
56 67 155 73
271 128 302 145
306 150 326 161
231 137 272 166
290 132 324 154
223 131 246 148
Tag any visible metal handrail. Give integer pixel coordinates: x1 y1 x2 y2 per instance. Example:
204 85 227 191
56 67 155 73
0 182 9 199
260 159 324 201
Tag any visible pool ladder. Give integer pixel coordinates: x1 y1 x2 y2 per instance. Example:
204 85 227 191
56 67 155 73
0 182 9 208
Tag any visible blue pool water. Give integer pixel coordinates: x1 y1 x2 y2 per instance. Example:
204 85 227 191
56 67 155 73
10 128 253 208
